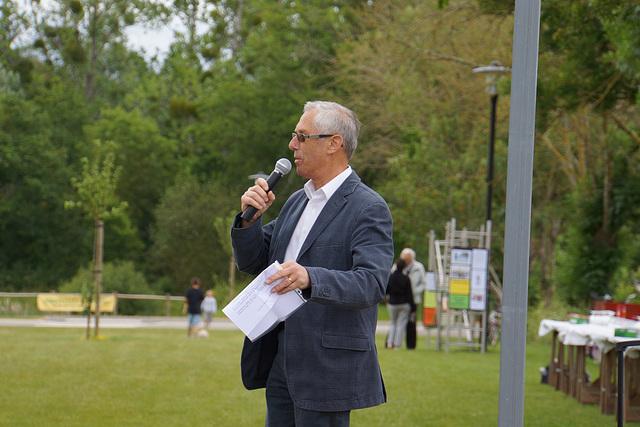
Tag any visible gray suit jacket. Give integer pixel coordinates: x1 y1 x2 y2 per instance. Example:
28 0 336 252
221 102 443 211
231 171 394 412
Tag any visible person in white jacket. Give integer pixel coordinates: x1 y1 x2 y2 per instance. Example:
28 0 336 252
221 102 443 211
201 290 218 330
400 248 427 349
400 248 427 307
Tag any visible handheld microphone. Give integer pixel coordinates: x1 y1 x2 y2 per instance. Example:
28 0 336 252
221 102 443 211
241 158 292 222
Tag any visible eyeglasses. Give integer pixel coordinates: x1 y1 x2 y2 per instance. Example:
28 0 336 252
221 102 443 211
291 132 336 142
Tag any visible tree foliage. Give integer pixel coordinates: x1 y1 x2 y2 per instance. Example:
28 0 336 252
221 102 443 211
83 107 178 242
2 0 640 311
65 141 127 221
149 174 240 295
535 0 640 305
26 0 169 102
0 69 88 290
333 1 513 258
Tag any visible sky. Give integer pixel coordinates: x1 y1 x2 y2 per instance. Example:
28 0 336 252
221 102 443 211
124 21 179 63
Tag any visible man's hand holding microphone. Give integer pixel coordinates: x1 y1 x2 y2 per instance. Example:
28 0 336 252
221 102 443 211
240 158 291 226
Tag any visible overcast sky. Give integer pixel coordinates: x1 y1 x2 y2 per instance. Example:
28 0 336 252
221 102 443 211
125 21 179 63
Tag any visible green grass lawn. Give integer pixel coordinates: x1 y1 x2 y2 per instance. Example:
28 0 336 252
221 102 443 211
0 327 610 426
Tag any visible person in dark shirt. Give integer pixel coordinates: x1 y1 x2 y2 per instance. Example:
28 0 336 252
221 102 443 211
385 259 414 349
183 277 205 337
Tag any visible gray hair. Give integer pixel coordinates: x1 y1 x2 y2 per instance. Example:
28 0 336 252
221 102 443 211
400 248 416 262
304 101 360 160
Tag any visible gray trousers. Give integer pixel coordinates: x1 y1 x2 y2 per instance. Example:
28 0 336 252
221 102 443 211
387 303 411 348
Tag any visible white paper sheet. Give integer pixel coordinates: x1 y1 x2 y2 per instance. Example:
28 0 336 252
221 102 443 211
222 261 306 341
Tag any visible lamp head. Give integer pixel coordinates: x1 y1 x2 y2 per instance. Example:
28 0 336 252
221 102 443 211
473 61 511 95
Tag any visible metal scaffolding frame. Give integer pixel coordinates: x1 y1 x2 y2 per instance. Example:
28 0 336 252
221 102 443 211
426 218 495 353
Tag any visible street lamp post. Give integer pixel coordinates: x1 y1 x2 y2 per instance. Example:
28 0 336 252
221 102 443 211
473 61 511 354
473 61 511 222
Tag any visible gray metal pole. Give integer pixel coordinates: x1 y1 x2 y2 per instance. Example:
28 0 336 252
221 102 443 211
497 0 541 426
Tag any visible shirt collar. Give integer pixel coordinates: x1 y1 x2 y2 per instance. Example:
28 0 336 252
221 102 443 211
304 166 352 200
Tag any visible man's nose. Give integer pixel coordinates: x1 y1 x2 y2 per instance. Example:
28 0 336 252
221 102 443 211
289 136 299 150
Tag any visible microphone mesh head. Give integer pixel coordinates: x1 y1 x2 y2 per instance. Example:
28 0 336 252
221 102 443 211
275 158 292 175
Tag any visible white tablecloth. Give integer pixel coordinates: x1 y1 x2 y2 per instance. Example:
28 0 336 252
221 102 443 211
539 315 640 354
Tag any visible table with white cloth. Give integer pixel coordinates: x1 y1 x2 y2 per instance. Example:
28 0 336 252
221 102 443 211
539 314 640 422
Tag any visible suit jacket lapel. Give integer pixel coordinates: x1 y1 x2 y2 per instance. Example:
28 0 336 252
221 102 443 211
296 172 360 260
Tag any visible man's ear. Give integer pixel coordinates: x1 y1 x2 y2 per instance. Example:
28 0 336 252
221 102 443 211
327 135 344 154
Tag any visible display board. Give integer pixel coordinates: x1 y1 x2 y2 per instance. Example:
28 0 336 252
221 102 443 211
448 248 488 310
423 271 438 326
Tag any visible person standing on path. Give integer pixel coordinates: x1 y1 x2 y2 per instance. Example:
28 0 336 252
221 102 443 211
201 289 218 330
183 277 205 337
400 248 427 349
386 259 414 349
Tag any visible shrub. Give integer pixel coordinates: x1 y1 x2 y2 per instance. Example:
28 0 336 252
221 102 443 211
527 298 583 342
59 261 156 315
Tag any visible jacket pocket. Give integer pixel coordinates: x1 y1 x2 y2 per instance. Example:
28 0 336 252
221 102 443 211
322 334 370 351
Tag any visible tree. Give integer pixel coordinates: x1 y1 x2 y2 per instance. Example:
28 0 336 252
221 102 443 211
27 0 169 103
538 0 638 114
65 141 127 337
332 0 513 259
150 0 362 199
83 107 179 246
434 0 640 305
536 0 640 304
0 1 30 74
213 210 239 303
0 67 91 291
149 175 240 296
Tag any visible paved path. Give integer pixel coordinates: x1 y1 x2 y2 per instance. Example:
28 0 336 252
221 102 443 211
0 315 235 330
0 315 429 336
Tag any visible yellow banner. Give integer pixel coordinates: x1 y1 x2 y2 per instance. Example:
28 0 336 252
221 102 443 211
449 279 470 295
37 293 116 313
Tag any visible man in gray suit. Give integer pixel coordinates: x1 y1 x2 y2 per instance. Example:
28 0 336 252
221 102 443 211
232 101 394 426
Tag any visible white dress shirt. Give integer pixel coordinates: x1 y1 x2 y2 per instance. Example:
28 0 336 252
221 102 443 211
283 166 352 262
